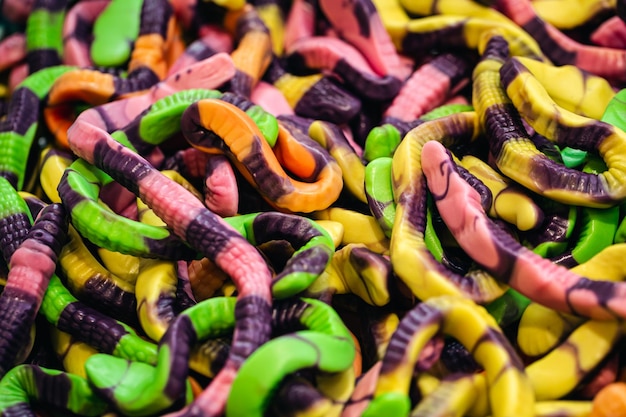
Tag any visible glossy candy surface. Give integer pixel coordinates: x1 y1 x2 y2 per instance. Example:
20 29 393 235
2 0 626 416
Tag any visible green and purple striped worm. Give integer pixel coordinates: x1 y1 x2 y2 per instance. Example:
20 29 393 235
0 64 75 190
67 118 274 417
0 364 109 417
24 0 67 73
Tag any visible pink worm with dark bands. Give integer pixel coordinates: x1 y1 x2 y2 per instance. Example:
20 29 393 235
421 140 626 321
67 119 273 417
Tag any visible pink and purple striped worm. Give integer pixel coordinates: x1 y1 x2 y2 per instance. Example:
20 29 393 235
61 0 110 67
285 35 403 101
383 53 472 122
66 119 273 417
0 202 67 378
421 139 626 321
497 0 626 82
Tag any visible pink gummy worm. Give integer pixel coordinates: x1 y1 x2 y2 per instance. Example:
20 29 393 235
167 26 234 76
77 52 236 134
204 154 239 217
68 119 273 415
284 0 317 51
318 0 404 78
421 140 626 321
250 81 294 116
384 62 460 121
287 35 382 76
591 16 626 49
0 33 26 72
4 233 58 308
62 0 111 67
67 120 273 300
498 0 626 82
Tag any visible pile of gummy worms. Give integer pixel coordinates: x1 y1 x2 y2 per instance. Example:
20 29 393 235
4 0 626 415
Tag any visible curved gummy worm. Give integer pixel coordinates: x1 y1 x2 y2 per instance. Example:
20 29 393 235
226 298 356 417
389 111 505 303
383 53 471 122
421 139 626 320
181 98 343 213
0 33 26 73
85 297 237 416
58 225 140 324
365 156 395 237
67 118 274 417
41 273 158 363
508 56 615 120
0 202 67 378
304 243 394 307
498 0 626 82
318 0 404 78
24 0 67 73
395 14 545 61
285 36 402 101
362 295 534 417
0 177 33 263
496 53 626 207
61 0 111 67
0 364 109 417
90 0 143 67
227 5 273 97
57 158 198 259
0 65 75 190
307 120 367 204
225 211 335 298
264 57 362 125
117 89 279 154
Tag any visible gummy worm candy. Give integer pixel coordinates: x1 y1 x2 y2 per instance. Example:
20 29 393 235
89 0 143 68
66 117 274 416
389 111 505 303
421 138 626 320
24 0 67 73
498 0 626 82
285 35 403 101
181 97 343 212
263 57 362 125
0 64 75 190
226 297 356 417
0 202 67 377
61 0 112 67
0 364 109 416
362 295 534 417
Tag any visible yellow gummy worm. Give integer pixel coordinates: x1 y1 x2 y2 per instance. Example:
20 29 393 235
525 319 623 401
313 208 389 254
369 295 534 417
59 225 136 297
459 154 544 231
50 326 98 378
532 0 617 29
306 243 392 307
38 146 75 203
389 111 500 302
510 56 615 120
308 121 367 204
503 56 626 207
255 1 285 55
410 372 485 417
396 15 545 60
518 243 626 357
